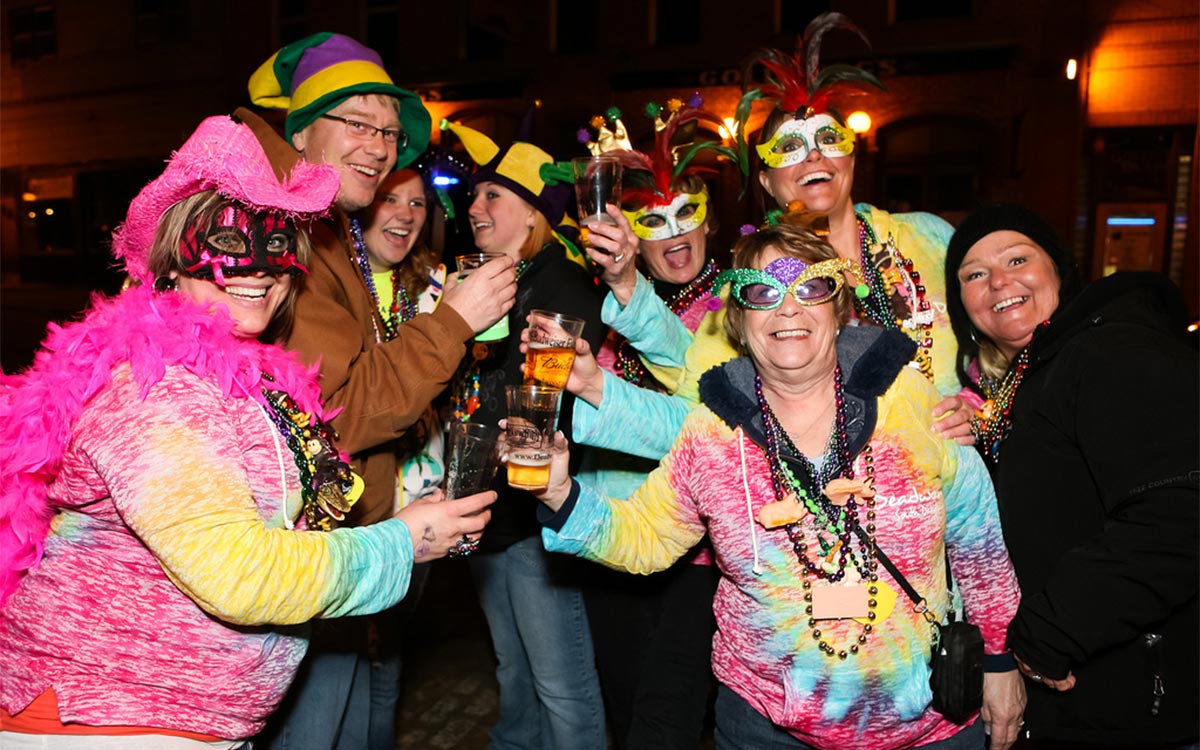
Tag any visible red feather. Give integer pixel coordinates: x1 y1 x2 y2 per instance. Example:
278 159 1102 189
745 12 878 118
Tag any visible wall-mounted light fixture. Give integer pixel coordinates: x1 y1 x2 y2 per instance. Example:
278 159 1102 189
846 111 872 134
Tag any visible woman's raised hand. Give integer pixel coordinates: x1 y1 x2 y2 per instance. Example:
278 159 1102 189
395 489 495 563
441 255 517 334
582 204 640 306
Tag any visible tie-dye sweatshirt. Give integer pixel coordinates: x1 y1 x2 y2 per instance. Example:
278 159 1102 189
0 287 413 739
545 327 1019 750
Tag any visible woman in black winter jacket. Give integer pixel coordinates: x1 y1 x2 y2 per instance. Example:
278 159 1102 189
944 204 1198 748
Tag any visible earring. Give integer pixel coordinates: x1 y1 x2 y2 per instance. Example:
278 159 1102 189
969 327 980 345
153 276 177 293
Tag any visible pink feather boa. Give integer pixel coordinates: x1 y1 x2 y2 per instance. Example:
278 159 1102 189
0 284 327 604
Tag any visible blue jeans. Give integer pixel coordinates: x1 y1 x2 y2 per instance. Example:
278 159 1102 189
368 652 401 750
367 562 431 750
469 535 606 750
713 684 986 750
258 645 369 750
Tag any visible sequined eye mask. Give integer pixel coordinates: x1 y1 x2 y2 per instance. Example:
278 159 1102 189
180 204 307 287
621 191 708 242
756 114 855 169
715 256 868 309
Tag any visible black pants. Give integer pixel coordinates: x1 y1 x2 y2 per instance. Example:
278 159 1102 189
583 559 720 750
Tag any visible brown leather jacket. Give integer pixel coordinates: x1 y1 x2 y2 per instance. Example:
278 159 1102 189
235 107 473 526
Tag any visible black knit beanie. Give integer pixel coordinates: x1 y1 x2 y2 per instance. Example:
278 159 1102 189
944 203 1082 386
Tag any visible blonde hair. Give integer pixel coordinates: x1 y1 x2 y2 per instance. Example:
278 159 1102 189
146 190 313 342
520 211 555 262
723 223 851 356
976 341 1012 382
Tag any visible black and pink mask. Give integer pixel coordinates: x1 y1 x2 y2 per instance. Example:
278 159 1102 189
180 204 307 286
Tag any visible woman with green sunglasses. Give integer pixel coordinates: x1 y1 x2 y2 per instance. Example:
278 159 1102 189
530 222 1024 750
714 257 863 311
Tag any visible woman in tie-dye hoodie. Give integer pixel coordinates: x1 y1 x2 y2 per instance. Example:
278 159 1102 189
0 116 492 747
534 224 1024 750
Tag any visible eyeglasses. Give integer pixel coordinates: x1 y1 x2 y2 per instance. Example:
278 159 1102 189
320 114 409 149
715 257 858 310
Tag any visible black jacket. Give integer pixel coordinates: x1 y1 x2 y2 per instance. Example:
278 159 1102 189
995 272 1198 743
472 245 605 552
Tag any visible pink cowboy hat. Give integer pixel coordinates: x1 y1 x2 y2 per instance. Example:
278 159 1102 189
111 114 340 282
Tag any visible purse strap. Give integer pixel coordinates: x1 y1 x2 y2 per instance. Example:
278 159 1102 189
853 521 1017 670
852 523 940 625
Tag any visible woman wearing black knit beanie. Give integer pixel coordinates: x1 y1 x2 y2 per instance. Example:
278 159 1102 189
945 203 1199 749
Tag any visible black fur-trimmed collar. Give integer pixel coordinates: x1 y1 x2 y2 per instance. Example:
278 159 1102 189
698 326 916 455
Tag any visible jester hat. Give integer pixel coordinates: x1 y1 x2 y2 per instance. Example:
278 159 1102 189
440 118 576 241
248 32 432 169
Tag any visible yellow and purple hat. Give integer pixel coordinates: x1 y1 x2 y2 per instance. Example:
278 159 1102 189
440 119 574 237
441 118 588 264
248 32 431 169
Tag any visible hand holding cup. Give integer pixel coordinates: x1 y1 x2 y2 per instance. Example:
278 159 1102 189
580 206 640 305
519 323 603 406
443 253 515 339
523 310 585 389
504 384 562 492
396 489 494 563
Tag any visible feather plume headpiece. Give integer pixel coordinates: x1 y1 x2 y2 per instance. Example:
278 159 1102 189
744 12 883 121
577 93 753 210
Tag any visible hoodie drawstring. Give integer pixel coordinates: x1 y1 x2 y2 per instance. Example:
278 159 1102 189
258 402 294 530
736 426 763 576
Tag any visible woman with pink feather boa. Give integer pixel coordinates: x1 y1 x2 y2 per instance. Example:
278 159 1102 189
0 115 493 748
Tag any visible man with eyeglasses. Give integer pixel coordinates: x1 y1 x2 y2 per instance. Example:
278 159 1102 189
233 32 518 750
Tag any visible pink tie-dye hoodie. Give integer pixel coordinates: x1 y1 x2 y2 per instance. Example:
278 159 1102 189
542 327 1020 750
0 286 414 739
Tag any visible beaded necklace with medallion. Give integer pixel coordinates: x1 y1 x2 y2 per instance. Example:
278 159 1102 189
855 215 935 381
260 376 362 531
349 218 419 342
756 367 880 659
613 259 720 388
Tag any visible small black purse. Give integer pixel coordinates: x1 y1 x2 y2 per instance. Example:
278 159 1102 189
870 542 984 722
928 618 985 721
